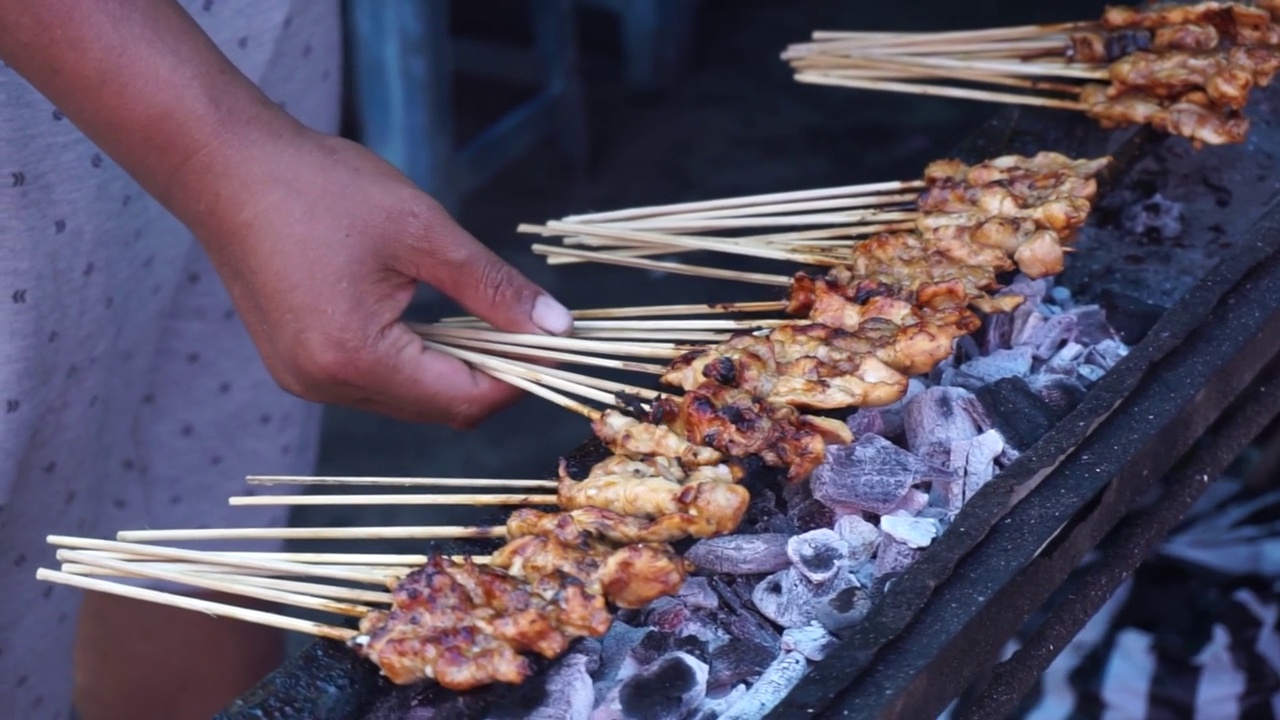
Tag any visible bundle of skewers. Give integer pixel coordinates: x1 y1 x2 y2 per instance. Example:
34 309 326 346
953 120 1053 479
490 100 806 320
782 1 1280 147
35 151 1113 693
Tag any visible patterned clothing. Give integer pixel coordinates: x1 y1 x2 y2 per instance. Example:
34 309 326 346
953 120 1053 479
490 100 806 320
0 2 342 717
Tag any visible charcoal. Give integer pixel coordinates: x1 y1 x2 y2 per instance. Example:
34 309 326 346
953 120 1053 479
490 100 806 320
955 429 1005 501
1028 314 1079 360
1003 277 1050 303
1087 338 1129 371
1010 305 1047 350
875 535 923 579
1042 341 1087 377
490 652 594 720
974 375 1063 451
950 347 1034 389
853 379 925 440
716 651 809 720
1077 363 1106 383
811 434 951 514
714 603 782 652
708 637 776 689
781 623 840 661
903 387 990 469
880 515 939 549
832 514 880 565
786 529 850 583
630 631 710 669
737 489 794 535
1098 289 1167 345
845 408 887 437
887 488 929 517
1049 285 1074 309
1025 374 1088 416
676 577 719 610
593 652 709 720
815 584 875 633
686 534 791 575
751 568 818 628
1067 305 1120 346
787 495 835 533
641 598 726 647
982 311 1015 355
594 622 650 701
693 685 748 720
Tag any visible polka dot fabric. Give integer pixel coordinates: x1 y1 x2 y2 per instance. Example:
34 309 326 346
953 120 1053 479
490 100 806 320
0 1 342 716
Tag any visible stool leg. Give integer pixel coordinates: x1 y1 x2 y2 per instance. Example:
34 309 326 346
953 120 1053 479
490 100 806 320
533 0 589 175
346 0 458 209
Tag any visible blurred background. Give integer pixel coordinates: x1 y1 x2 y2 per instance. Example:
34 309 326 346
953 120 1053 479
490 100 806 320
298 0 1106 551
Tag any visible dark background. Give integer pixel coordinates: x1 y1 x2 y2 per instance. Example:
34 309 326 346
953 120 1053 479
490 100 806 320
297 0 1107 548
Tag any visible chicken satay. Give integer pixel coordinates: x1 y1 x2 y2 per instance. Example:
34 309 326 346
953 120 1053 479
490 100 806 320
592 408 724 467
507 506 720 545
556 463 752 534
489 533 690 609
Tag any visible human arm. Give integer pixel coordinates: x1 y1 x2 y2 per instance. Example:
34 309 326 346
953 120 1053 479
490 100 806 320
0 1 572 426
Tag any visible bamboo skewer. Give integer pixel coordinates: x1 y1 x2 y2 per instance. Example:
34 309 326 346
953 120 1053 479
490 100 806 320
55 565 398 604
115 526 510 542
793 73 1089 110
559 179 925 223
247 475 560 490
801 21 1087 47
55 561 409 579
66 549 494 566
48 536 399 585
486 368 604 420
529 245 794 286
425 340 666 402
618 192 920 221
230 493 559 507
414 323 690 359
36 569 358 642
523 223 845 266
438 300 787 324
56 550 376 617
411 336 670 374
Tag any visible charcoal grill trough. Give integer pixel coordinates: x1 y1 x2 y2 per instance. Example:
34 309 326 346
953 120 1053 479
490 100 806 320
214 77 1280 720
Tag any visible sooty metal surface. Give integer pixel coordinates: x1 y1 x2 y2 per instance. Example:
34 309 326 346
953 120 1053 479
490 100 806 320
219 86 1280 720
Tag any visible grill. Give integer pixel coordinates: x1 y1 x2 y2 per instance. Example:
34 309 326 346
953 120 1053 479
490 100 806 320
215 81 1280 720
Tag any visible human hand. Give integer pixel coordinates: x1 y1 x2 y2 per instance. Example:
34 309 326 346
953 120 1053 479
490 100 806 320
173 124 573 428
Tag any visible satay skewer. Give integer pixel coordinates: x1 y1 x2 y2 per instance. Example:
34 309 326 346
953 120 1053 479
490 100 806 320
55 551 378 617
522 223 845 266
528 244 794 286
802 21 1087 46
560 179 926 223
413 323 693 358
420 336 670 373
55 565 399 603
247 475 560 490
36 569 360 641
793 72 1090 110
438 299 786 324
423 340 669 401
115 526 509 542
229 493 558 507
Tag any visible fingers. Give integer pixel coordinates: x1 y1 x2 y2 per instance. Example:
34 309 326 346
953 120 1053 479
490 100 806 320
365 323 529 428
397 201 573 336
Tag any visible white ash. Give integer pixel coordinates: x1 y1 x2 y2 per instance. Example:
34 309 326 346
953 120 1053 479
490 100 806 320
576 277 1131 719
521 653 596 720
591 652 708 720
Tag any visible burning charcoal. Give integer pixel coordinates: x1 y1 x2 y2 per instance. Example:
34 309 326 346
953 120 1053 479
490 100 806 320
786 529 850 583
846 408 887 437
887 488 929 517
950 347 1034 390
1010 305 1046 350
811 434 951 515
592 652 709 720
708 637 775 689
783 482 836 532
508 652 595 720
1077 363 1106 383
630 631 710 669
832 514 880 565
947 429 1005 505
712 603 782 653
1087 338 1129 371
1067 305 1120 346
1041 342 1086 377
752 568 818 628
1026 374 1088 416
781 622 839 661
880 515 939 549
875 535 923 579
716 651 809 720
686 534 791 575
904 387 990 469
974 376 1063 452
693 685 748 720
594 621 650 702
737 489 794 535
1028 314 1079 360
675 577 719 611
815 584 875 633
1003 277 1050 303
641 599 726 649
983 311 1014 355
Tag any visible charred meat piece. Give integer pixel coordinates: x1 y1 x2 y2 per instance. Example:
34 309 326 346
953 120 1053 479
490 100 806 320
592 409 724 467
557 463 752 535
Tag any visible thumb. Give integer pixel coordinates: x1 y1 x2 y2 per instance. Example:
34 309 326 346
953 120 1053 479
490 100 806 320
401 205 573 336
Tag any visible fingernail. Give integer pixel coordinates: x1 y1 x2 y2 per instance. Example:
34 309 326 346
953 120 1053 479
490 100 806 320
532 294 573 335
